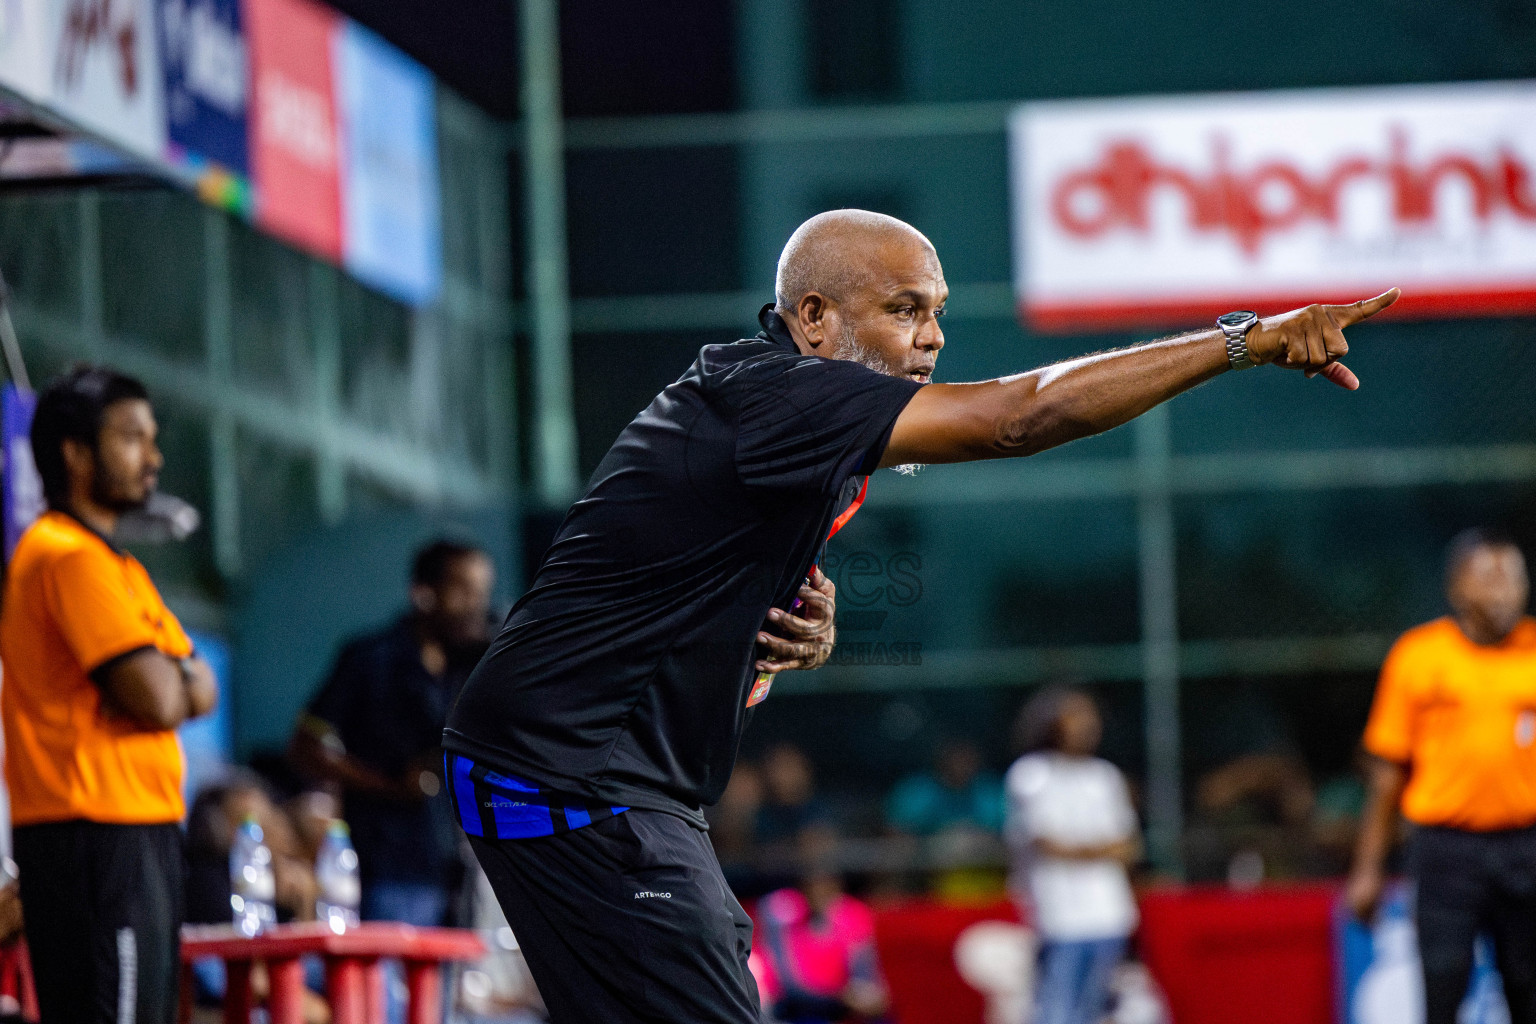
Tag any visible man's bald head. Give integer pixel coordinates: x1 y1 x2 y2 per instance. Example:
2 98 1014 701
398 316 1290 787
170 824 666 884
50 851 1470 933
774 210 935 315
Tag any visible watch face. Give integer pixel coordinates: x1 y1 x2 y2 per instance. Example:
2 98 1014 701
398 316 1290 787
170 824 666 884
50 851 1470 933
1217 310 1258 329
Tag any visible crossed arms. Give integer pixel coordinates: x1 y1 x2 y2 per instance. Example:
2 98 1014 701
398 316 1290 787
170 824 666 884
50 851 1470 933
97 649 218 730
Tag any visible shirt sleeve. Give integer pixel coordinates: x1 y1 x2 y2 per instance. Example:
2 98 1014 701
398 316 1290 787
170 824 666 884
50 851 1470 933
733 353 925 495
1362 634 1419 764
306 645 364 739
45 546 162 674
1004 757 1043 852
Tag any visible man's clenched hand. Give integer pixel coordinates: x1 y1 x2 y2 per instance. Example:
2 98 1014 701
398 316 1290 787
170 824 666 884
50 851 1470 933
755 568 836 674
1244 288 1400 390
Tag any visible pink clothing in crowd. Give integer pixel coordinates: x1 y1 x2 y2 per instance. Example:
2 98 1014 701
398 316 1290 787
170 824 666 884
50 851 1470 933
750 888 885 1004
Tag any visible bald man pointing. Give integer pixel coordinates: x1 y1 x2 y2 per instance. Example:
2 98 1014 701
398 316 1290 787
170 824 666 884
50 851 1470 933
445 210 1396 1023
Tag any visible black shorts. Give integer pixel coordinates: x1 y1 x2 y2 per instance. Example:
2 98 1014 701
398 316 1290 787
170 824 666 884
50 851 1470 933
467 809 760 1023
13 820 185 1024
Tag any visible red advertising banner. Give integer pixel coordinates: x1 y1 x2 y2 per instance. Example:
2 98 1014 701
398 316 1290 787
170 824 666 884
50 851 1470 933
860 888 1337 1024
244 0 342 261
1011 81 1536 332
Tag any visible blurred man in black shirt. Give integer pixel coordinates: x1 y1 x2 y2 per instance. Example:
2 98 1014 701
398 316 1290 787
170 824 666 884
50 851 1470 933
295 539 493 925
446 209 1398 1023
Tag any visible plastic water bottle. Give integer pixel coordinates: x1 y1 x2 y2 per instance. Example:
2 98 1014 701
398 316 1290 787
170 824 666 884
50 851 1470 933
230 816 277 937
315 821 361 934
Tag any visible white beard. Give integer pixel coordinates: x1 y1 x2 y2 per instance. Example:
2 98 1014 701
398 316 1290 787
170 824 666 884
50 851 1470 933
830 322 925 477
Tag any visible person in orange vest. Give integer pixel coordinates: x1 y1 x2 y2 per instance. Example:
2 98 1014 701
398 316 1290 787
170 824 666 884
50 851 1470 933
1 366 219 1024
1347 527 1536 1024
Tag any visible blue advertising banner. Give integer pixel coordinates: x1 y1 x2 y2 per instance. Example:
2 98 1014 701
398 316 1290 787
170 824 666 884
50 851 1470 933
157 0 251 202
1336 882 1509 1024
335 20 441 307
2 385 43 560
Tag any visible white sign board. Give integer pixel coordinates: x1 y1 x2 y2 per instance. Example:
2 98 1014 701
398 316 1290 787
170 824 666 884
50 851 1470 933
44 0 166 160
0 0 51 101
1010 81 1536 332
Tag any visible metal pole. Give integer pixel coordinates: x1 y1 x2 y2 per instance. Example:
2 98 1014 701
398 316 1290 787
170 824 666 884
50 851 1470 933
519 0 577 505
0 267 31 391
202 208 242 578
309 262 346 525
78 192 105 360
476 122 516 492
1135 404 1183 877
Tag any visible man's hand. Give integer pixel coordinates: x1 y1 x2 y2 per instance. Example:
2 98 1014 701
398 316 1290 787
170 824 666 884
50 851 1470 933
1034 835 1142 866
755 568 836 673
1244 288 1400 390
184 657 219 718
1345 864 1387 923
291 716 429 803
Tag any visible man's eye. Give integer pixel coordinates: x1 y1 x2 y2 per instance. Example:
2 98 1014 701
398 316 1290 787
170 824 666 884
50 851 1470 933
935 307 947 318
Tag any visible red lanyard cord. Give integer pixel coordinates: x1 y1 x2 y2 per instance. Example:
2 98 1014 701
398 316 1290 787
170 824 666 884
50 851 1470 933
826 478 868 542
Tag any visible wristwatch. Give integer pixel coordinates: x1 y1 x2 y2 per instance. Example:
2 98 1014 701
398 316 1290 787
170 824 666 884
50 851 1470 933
1217 310 1259 370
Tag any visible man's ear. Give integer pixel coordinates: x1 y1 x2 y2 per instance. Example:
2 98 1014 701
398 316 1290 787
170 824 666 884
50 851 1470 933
61 437 94 486
410 583 438 615
797 293 831 349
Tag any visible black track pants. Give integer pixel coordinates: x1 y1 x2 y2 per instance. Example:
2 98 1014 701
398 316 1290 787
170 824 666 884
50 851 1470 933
1413 824 1536 1024
14 821 185 1024
467 809 760 1023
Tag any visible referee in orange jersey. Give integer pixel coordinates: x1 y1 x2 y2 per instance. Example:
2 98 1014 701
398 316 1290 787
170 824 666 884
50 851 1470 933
1347 528 1536 1024
0 367 218 1024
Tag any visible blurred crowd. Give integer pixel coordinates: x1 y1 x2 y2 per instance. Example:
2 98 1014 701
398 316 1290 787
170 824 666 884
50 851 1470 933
709 724 1368 904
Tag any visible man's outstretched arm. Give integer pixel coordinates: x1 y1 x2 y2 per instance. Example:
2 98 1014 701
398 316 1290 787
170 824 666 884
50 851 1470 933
880 290 1399 468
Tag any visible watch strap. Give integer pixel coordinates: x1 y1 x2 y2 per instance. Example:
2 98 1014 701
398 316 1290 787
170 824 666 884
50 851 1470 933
1225 331 1255 371
1217 311 1258 371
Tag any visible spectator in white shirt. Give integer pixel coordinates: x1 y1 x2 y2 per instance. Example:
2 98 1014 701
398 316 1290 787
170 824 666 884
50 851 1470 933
1006 688 1142 1024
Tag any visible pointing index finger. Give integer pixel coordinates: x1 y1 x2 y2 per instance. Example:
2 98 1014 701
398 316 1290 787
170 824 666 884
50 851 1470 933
1328 287 1400 327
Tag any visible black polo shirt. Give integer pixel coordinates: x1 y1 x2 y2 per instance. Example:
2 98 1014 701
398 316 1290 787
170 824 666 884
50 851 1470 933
308 617 473 884
443 306 924 824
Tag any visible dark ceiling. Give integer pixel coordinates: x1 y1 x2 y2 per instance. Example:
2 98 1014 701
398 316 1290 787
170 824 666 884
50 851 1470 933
323 0 737 119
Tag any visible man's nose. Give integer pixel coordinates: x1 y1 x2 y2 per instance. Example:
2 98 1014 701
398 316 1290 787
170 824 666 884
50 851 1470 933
918 317 945 353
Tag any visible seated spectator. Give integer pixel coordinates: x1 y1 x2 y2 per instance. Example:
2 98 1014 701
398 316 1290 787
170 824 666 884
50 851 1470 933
0 860 31 1022
1192 749 1317 881
1195 751 1314 828
752 847 890 1024
0 861 22 946
186 771 322 927
1309 755 1369 874
185 773 330 1024
887 740 1007 900
756 744 832 848
708 761 769 896
886 739 1005 837
285 788 345 868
